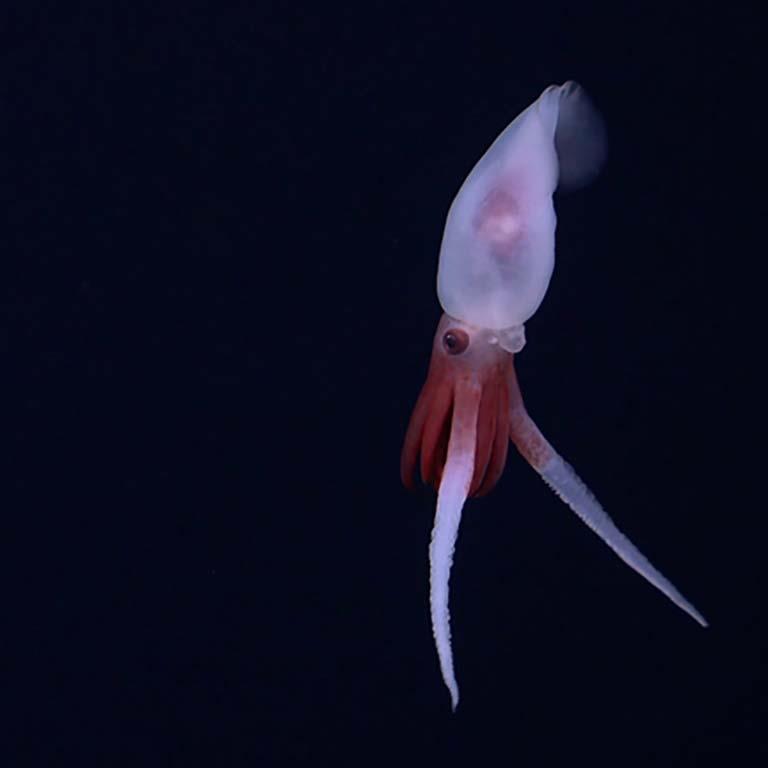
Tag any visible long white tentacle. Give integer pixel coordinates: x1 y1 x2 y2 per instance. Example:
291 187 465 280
538 452 707 626
512 412 707 627
430 381 478 711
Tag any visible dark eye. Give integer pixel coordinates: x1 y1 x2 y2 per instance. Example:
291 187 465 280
442 329 469 355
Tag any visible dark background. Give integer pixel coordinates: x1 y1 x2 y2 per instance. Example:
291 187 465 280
2 2 762 765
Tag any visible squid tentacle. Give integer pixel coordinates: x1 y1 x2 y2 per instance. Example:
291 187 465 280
430 377 480 710
507 365 707 627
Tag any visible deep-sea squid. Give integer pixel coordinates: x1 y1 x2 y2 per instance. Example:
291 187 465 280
401 82 707 711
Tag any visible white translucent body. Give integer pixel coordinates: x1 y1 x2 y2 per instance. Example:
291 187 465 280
437 82 606 331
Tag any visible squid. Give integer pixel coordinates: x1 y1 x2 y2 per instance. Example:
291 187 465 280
401 82 707 711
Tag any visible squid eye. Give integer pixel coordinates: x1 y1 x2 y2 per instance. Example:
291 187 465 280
442 329 469 355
